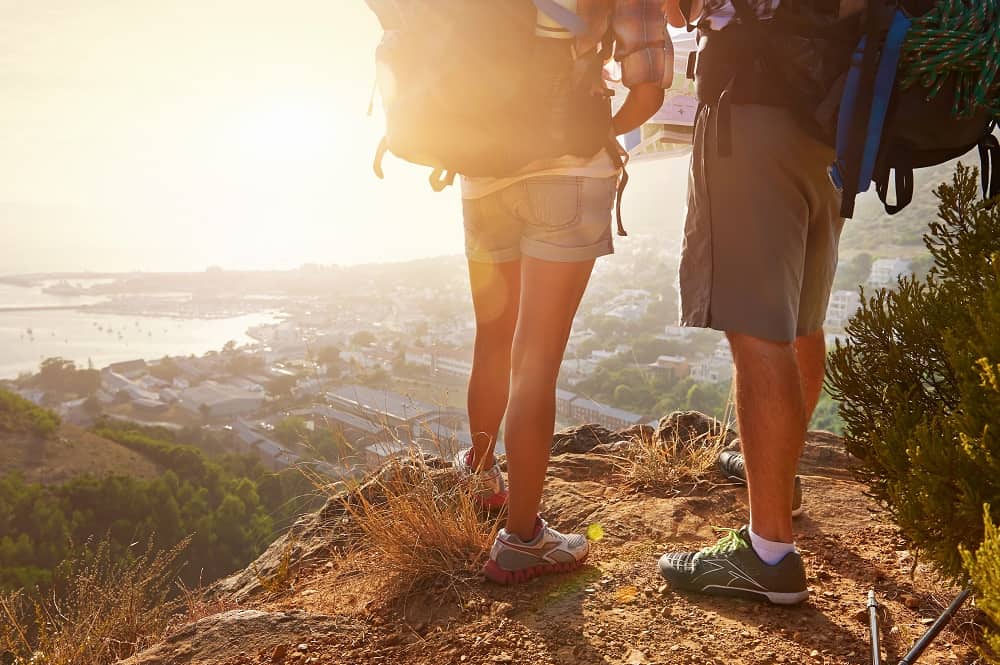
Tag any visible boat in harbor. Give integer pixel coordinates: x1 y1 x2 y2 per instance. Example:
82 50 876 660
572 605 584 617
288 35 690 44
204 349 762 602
42 280 87 296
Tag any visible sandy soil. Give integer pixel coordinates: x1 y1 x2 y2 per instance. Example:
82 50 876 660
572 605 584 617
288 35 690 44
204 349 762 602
234 432 982 665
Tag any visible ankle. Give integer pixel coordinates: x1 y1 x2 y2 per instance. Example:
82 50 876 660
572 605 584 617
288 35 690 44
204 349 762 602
468 449 496 471
506 516 543 544
748 527 796 566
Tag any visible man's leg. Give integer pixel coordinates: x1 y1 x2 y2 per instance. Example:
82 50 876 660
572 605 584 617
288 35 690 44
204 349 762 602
467 260 521 470
728 332 806 545
503 256 595 541
796 329 826 423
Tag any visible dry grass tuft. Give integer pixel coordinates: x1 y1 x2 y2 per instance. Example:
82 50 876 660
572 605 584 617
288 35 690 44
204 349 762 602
175 579 241 625
335 451 501 597
620 428 728 491
0 536 188 665
620 400 736 492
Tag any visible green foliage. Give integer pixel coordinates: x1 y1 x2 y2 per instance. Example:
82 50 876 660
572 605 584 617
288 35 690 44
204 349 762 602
809 392 844 435
267 374 298 397
827 165 1000 583
225 351 265 376
30 357 100 399
273 417 353 462
833 252 873 291
351 330 376 347
0 389 60 438
0 421 320 593
571 357 731 421
316 345 343 365
960 508 1000 664
148 356 182 382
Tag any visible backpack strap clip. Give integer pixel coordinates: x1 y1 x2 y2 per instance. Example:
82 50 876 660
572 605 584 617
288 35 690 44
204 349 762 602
979 131 1000 206
429 168 456 192
373 136 389 180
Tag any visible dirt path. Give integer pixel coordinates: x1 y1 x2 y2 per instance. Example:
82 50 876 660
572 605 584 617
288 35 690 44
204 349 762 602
235 433 979 665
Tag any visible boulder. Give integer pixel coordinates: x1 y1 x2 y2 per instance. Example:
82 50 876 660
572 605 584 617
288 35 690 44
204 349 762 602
655 411 737 450
115 610 343 665
550 423 655 455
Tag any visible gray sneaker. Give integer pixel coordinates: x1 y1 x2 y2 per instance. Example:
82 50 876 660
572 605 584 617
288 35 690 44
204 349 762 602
483 518 590 585
658 526 809 605
453 448 508 509
718 449 804 518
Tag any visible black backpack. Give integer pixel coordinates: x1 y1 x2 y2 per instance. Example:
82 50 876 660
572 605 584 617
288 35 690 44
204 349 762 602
688 0 999 218
365 0 617 191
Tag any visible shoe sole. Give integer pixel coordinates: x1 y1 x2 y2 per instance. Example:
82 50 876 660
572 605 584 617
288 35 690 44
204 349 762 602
483 554 588 585
722 473 805 519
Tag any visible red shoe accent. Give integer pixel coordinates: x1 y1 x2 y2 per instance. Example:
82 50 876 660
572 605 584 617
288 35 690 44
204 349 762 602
482 554 588 585
476 490 509 510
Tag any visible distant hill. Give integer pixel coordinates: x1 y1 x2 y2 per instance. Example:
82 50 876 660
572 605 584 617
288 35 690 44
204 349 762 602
839 158 974 260
0 423 163 485
0 389 161 484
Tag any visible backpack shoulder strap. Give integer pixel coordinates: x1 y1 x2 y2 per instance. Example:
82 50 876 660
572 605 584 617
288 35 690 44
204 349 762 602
533 0 587 36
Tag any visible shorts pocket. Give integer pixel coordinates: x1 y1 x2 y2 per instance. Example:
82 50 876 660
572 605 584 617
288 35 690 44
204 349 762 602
521 177 582 231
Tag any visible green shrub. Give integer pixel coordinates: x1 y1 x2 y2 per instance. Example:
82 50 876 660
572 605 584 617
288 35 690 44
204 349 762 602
0 389 60 438
961 509 1000 663
827 165 1000 658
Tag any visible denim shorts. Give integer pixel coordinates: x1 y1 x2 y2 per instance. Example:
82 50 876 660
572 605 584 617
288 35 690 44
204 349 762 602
461 175 617 264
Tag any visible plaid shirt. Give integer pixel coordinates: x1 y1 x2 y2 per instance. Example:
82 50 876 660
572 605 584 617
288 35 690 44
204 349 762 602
575 0 674 89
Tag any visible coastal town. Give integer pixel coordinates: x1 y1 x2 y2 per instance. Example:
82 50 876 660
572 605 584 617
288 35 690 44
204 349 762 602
0 243 917 481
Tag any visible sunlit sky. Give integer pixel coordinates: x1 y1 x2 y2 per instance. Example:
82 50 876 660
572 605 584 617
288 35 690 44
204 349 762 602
0 2 686 274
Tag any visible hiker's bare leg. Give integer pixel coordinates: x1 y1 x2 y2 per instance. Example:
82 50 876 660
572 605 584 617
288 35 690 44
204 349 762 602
728 332 806 544
504 256 594 541
795 329 826 422
467 260 521 469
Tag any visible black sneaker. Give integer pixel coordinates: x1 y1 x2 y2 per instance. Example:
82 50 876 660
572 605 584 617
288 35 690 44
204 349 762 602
658 526 809 605
718 449 804 518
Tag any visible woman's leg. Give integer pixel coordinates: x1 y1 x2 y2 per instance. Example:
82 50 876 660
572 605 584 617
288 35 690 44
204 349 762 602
466 259 521 469
503 255 596 541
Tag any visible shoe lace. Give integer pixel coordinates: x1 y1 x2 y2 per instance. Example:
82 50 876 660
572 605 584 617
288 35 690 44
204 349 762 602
699 527 750 556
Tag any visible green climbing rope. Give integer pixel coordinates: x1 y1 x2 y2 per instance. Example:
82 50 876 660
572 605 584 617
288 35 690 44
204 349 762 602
899 0 1000 118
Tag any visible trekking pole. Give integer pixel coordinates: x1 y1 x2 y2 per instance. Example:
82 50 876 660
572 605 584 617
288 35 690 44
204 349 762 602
868 590 881 665
897 587 972 665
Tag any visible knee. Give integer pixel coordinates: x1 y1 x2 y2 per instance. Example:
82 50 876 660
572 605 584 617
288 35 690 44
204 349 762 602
726 332 796 367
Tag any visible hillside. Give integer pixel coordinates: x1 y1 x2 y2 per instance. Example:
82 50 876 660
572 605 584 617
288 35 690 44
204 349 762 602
0 389 161 484
840 155 985 261
0 423 162 485
118 416 981 665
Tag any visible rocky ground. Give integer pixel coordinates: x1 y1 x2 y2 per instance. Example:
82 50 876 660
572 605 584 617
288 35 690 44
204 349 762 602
118 415 983 665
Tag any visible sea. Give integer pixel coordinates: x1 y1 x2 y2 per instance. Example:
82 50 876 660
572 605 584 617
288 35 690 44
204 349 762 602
0 282 280 379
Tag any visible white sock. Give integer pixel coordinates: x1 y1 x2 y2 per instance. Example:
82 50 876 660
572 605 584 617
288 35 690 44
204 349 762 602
749 527 796 566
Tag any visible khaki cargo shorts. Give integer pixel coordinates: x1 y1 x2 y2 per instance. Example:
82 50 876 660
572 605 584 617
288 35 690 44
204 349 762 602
462 175 617 264
679 104 846 343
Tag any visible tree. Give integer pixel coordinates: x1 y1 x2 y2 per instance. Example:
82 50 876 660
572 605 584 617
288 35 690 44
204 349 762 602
833 252 873 291
316 346 343 366
149 357 182 382
267 375 297 398
351 330 376 347
33 357 99 398
827 167 1000 656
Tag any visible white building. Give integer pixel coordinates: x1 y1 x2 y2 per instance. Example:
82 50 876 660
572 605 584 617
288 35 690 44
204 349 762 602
690 356 734 385
568 397 644 430
868 258 913 288
662 326 698 342
825 290 862 330
648 355 690 381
